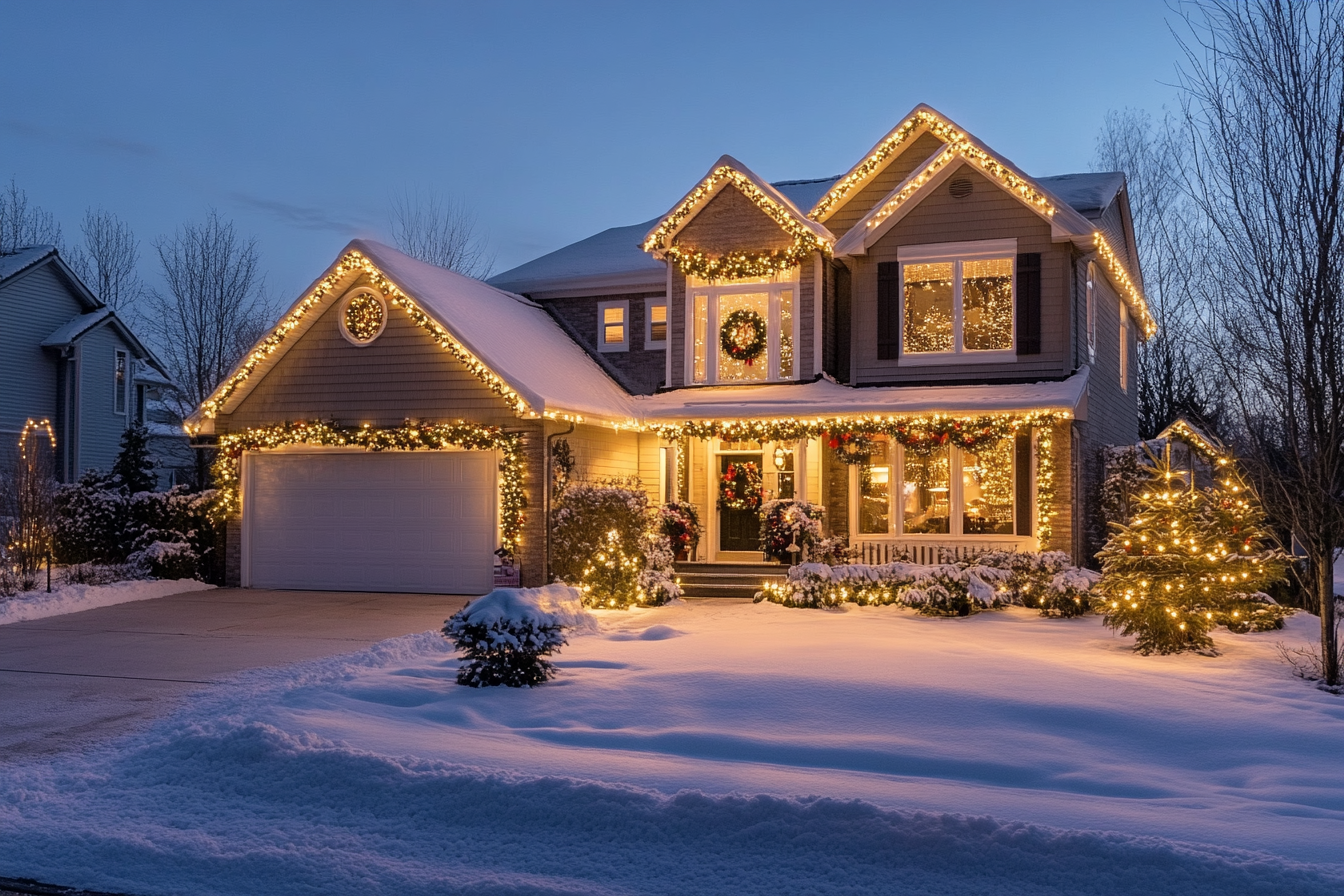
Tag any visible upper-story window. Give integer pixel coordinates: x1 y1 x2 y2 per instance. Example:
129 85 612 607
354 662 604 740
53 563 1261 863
898 239 1016 363
689 269 798 384
645 298 667 349
598 299 629 352
114 350 128 414
1086 261 1097 361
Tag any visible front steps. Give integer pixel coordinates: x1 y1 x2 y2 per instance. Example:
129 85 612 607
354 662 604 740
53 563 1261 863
674 561 789 599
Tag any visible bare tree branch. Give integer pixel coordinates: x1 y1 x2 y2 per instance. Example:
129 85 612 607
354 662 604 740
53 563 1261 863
389 190 494 278
0 178 63 254
66 208 143 310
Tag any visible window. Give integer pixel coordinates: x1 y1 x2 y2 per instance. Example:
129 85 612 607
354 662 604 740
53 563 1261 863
597 300 628 352
898 240 1016 362
114 350 127 414
1119 302 1130 393
688 269 798 384
645 299 668 348
1086 261 1097 361
858 435 1017 536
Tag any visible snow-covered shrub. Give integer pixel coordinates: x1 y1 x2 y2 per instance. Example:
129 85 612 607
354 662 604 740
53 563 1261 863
53 479 217 580
61 561 146 586
551 480 678 608
810 535 857 566
1035 566 1102 618
759 500 824 562
758 560 1011 615
443 585 591 687
127 541 197 580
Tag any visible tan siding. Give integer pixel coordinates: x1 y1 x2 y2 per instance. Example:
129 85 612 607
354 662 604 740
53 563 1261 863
689 438 708 558
850 163 1072 385
673 185 793 254
566 423 641 485
218 282 518 432
823 132 948 239
637 432 663 504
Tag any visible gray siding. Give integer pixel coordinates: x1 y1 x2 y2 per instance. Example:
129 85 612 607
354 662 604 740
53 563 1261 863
0 264 83 435
219 277 521 432
850 162 1071 386
544 292 666 394
822 131 948 239
76 324 136 475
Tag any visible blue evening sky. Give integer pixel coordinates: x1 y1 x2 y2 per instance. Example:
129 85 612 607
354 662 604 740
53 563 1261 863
2 0 1188 302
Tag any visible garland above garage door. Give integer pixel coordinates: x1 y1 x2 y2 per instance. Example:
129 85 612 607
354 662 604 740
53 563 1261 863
212 420 526 553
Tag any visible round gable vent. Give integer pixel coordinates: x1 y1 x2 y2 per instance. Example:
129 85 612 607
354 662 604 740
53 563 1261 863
340 290 388 346
948 176 974 199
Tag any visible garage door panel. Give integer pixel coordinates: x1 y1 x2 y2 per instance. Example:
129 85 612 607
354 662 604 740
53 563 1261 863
245 451 496 594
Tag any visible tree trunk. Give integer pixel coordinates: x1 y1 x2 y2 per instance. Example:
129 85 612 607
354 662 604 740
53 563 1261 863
1319 548 1340 686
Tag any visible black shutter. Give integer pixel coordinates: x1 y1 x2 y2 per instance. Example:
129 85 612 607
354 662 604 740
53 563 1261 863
1015 433 1033 536
877 261 900 360
1016 252 1041 355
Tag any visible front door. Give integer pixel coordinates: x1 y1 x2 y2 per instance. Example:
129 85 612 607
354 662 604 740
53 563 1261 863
718 453 762 553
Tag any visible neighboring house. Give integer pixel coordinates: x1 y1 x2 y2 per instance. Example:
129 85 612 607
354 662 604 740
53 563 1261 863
0 245 172 481
189 104 1148 593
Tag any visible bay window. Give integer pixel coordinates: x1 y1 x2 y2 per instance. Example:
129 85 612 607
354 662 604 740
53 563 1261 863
898 240 1016 361
857 435 1020 537
688 269 798 384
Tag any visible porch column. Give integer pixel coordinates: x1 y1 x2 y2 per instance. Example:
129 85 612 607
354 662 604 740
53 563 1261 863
794 439 808 502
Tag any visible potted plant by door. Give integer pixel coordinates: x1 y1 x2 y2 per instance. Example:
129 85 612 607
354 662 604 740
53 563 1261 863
657 501 702 561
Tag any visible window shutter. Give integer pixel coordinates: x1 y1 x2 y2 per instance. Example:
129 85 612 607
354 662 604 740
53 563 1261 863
1016 253 1041 355
1015 433 1033 537
877 262 900 360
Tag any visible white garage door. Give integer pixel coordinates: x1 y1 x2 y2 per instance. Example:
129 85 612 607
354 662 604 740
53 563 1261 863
244 450 497 594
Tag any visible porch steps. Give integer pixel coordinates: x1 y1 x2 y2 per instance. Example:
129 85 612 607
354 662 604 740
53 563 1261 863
674 562 788 599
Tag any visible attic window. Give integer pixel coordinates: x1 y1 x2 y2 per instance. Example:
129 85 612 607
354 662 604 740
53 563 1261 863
340 291 387 346
948 177 974 199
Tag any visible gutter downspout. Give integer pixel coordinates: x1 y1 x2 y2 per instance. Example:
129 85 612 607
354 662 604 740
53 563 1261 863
544 420 576 584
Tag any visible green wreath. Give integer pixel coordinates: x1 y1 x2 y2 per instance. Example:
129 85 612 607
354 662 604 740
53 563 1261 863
720 309 767 366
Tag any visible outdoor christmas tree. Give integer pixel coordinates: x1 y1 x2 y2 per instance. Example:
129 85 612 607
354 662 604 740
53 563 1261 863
111 423 156 494
1096 440 1286 654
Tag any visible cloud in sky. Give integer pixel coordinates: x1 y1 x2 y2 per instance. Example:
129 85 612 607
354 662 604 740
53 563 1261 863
226 191 372 236
0 118 158 159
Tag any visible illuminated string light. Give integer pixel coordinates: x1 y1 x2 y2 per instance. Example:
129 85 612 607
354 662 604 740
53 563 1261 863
212 420 527 552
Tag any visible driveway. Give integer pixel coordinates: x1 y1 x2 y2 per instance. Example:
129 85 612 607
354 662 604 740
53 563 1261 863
0 588 471 759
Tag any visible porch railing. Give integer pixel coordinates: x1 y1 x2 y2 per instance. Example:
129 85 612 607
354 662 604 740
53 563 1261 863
856 536 1036 566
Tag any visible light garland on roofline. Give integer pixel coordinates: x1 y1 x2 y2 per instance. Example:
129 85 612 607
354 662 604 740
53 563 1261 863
193 251 529 429
643 164 832 281
1093 232 1156 338
211 420 527 552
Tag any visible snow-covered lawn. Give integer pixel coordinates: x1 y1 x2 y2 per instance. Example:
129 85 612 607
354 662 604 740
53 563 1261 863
0 577 215 625
0 602 1339 895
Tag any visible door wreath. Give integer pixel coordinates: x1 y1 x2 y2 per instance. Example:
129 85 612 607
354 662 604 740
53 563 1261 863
718 461 763 512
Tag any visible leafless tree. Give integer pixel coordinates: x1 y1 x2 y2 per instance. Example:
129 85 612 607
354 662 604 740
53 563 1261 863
1093 109 1221 437
67 208 143 310
389 190 494 278
141 211 274 485
1175 0 1344 685
0 179 62 254
0 422 57 592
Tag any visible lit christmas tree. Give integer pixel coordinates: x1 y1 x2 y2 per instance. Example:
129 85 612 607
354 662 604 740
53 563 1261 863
1096 439 1287 654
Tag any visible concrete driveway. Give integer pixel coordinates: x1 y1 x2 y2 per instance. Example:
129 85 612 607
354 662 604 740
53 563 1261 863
0 588 471 759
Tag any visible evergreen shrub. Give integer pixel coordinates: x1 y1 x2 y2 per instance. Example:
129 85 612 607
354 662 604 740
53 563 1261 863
550 480 679 608
443 585 587 687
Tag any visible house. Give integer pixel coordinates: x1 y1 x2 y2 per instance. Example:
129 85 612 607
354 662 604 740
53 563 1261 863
0 245 172 481
188 104 1147 593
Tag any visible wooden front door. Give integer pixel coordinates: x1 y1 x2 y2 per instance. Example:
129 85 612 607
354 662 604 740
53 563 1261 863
718 453 762 553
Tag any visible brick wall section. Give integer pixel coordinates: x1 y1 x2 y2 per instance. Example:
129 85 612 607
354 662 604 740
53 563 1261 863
672 185 795 254
224 517 241 587
544 292 666 394
669 270 688 387
824 452 849 540
1045 422 1075 557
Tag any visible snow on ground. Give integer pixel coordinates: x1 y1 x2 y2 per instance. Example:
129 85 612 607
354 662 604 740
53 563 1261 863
0 578 214 625
0 602 1340 895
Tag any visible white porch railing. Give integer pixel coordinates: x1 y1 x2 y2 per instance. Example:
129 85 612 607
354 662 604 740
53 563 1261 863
856 536 1036 566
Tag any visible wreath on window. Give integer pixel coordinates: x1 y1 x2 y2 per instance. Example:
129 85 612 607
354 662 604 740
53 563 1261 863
826 431 877 465
718 462 763 512
720 309 767 366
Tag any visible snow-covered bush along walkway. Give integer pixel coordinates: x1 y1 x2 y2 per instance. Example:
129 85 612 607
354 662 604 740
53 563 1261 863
0 578 215 625
0 602 1338 895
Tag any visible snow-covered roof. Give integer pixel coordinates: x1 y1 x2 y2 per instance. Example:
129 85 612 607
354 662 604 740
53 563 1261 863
40 307 115 347
1036 173 1127 219
196 240 640 427
133 358 176 388
0 245 57 283
636 368 1091 422
487 177 841 299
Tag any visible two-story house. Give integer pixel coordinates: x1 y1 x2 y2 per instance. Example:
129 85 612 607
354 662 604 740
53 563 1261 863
0 245 172 481
189 104 1147 593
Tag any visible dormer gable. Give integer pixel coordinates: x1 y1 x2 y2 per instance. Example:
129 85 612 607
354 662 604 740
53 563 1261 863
643 155 833 281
